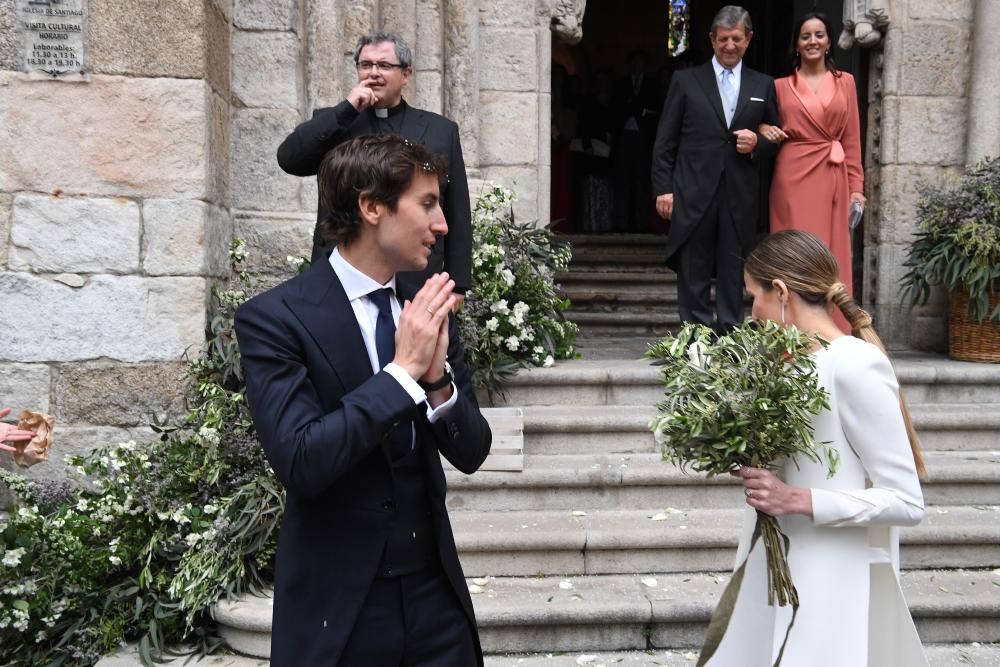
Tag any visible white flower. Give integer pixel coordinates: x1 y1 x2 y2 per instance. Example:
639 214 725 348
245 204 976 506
203 504 218 515
109 555 122 567
505 336 520 351
198 426 221 447
485 317 499 332
286 255 305 268
543 355 554 367
185 533 201 546
2 548 25 567
75 498 90 512
501 269 516 287
491 299 510 314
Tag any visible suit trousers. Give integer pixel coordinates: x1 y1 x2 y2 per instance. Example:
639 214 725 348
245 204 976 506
338 565 477 667
676 179 745 333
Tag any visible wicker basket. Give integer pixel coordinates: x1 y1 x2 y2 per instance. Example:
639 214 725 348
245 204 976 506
948 287 1000 363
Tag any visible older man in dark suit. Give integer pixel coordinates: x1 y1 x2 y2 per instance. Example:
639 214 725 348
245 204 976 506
652 5 780 332
277 30 472 307
237 135 491 666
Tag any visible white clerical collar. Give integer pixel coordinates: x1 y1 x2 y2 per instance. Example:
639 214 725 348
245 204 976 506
329 246 397 303
374 108 389 118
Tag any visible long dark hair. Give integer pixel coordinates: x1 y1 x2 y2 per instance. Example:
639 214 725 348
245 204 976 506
790 12 841 77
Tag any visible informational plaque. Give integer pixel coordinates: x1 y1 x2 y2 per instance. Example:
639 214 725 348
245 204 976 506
16 0 87 79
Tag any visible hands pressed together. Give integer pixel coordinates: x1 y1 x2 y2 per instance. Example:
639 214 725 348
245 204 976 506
393 272 456 406
731 466 814 518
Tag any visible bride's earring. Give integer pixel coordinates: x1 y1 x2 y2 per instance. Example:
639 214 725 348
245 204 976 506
780 300 786 324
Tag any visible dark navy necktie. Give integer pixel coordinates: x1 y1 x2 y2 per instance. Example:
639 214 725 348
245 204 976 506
368 288 412 460
368 288 396 369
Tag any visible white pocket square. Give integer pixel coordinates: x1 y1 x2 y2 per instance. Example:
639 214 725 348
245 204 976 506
750 97 765 102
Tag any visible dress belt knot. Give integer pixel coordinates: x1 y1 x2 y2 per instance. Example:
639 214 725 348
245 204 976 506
829 139 845 165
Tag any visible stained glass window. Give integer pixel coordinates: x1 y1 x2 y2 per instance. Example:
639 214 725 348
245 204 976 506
668 0 689 56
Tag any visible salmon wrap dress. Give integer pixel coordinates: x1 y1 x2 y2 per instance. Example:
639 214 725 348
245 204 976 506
770 70 864 318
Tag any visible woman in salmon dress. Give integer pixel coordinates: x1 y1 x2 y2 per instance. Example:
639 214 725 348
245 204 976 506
760 12 865 332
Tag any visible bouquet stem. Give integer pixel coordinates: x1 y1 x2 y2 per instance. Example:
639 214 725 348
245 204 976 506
758 511 799 608
696 511 799 667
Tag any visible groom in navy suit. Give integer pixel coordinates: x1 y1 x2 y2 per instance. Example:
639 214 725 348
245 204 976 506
236 135 491 665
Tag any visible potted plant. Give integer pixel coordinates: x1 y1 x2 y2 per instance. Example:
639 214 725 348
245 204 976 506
901 156 1000 362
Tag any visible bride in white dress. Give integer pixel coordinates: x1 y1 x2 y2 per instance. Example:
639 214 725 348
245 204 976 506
705 230 928 667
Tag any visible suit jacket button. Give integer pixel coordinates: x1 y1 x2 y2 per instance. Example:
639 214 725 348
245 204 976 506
381 500 396 511
383 568 392 577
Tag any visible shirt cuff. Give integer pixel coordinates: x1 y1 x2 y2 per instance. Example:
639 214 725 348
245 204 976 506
383 363 426 406
424 383 458 423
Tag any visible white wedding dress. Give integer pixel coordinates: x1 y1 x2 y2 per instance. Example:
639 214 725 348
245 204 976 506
706 336 929 667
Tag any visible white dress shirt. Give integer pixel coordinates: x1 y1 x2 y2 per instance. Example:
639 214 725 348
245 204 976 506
711 55 743 127
329 247 457 423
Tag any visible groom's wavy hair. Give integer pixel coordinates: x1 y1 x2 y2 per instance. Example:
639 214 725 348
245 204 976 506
317 135 445 247
745 230 927 479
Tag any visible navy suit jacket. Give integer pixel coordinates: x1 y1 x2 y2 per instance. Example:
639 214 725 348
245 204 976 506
651 61 780 267
234 257 491 665
276 100 473 295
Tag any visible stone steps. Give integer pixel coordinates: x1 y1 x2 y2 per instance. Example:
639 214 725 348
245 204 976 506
514 404 1000 453
488 357 1000 407
212 569 1000 658
451 506 1000 578
445 451 1000 511
97 643 1000 666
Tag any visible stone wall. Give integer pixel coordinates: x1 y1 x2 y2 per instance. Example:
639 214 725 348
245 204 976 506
864 0 975 350
0 0 233 485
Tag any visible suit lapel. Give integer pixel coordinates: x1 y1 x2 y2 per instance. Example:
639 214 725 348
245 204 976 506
284 258 373 394
732 67 754 126
402 105 430 144
694 62 727 129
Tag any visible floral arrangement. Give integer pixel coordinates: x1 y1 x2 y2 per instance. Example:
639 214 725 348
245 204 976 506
646 322 835 666
0 241 282 665
901 155 1000 322
458 183 578 399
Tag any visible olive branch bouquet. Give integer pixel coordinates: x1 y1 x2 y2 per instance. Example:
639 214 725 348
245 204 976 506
646 321 837 666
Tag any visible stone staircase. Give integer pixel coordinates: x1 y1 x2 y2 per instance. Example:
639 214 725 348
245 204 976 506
557 233 680 339
160 235 1000 666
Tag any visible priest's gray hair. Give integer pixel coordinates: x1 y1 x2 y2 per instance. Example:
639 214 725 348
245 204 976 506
711 5 753 36
354 31 413 69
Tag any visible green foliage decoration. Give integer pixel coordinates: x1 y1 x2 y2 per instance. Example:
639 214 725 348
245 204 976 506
901 155 1000 322
0 240 282 666
457 183 578 400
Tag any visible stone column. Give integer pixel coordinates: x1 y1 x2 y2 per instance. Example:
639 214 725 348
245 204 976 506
444 0 479 169
965 0 1000 166
414 0 445 114
865 0 974 350
231 0 316 274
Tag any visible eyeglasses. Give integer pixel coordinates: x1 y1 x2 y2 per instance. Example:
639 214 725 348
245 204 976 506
357 60 406 72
